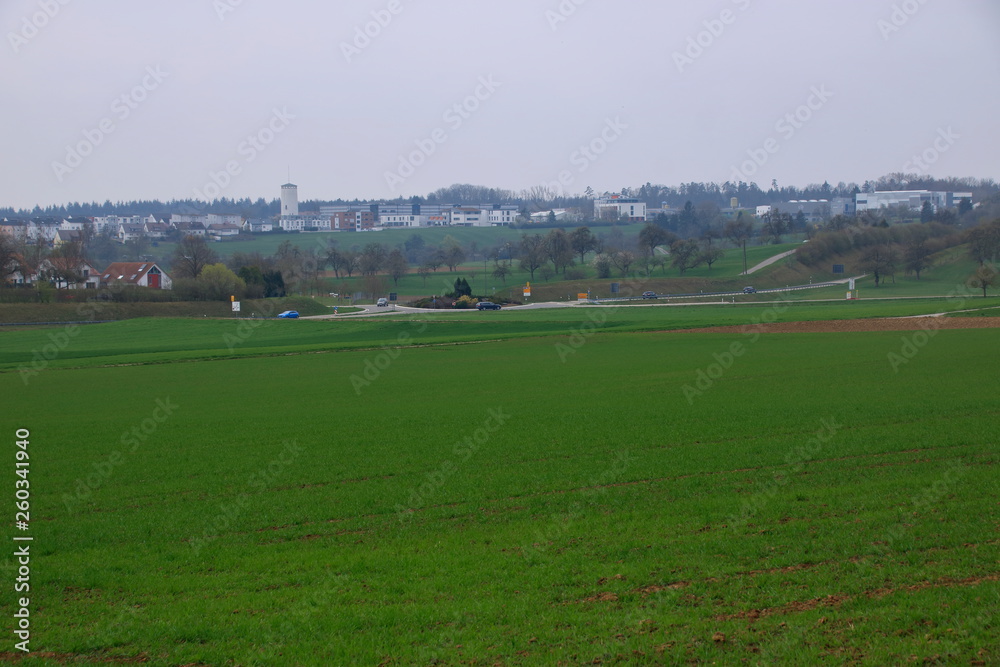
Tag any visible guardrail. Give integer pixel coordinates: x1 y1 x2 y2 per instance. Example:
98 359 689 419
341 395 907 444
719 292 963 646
0 320 117 327
591 280 856 304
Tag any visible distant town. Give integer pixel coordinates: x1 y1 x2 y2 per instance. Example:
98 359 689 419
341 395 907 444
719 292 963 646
0 177 990 296
0 182 978 245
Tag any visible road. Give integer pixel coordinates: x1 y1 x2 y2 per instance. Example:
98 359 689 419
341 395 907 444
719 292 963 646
742 249 798 275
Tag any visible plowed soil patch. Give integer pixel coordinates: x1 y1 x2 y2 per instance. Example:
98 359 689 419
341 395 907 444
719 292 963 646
671 316 1000 334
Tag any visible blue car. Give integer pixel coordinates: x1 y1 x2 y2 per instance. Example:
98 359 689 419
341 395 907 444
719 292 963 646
277 310 299 319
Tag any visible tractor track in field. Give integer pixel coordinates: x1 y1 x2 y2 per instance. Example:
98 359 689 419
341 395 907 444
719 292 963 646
236 443 987 536
668 316 1000 334
715 573 1000 623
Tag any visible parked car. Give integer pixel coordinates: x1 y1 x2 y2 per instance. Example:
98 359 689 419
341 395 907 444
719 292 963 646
277 310 299 318
476 301 502 310
743 286 756 294
377 298 389 307
642 291 657 299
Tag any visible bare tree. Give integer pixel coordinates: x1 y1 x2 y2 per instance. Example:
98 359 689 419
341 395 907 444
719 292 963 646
544 229 574 274
0 231 20 288
492 264 511 285
171 235 218 279
699 245 725 271
417 265 432 286
360 242 387 276
860 244 898 287
637 223 675 257
724 217 754 275
904 240 933 279
386 249 408 286
610 250 635 277
670 240 702 276
569 226 596 263
47 242 86 288
968 264 998 298
518 234 546 281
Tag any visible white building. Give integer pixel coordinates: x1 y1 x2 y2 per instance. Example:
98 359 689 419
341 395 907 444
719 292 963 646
486 205 518 226
855 190 972 212
93 215 145 235
594 196 647 222
380 214 425 228
529 209 571 224
208 223 241 238
278 216 332 232
243 219 273 233
281 183 299 217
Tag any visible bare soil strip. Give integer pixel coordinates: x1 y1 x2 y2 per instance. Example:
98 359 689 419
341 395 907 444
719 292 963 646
670 317 1000 334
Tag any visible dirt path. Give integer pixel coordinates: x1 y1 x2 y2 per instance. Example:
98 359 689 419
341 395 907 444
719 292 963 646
742 249 798 275
672 316 1000 334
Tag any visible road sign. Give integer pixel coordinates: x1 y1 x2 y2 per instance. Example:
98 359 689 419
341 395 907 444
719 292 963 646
389 292 397 302
232 302 241 312
523 289 531 297
611 283 620 294
833 264 845 274
849 278 856 290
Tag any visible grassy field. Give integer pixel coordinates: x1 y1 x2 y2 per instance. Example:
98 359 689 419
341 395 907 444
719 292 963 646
155 224 651 270
0 297 340 324
0 303 997 665
1 296 998 373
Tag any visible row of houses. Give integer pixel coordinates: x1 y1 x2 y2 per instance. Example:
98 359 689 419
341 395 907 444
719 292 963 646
8 261 173 290
4 188 976 249
1 214 244 246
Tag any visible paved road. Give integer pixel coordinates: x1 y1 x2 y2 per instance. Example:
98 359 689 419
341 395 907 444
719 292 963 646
742 249 798 275
302 301 577 319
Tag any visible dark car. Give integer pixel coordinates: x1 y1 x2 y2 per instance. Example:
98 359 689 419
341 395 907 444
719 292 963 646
642 291 657 299
277 310 299 318
476 302 502 310
743 286 756 294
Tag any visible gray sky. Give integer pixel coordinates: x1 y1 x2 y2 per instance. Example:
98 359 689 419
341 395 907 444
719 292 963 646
2 0 998 209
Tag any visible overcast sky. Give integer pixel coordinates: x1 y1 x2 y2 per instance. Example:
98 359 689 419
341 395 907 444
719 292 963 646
2 0 998 209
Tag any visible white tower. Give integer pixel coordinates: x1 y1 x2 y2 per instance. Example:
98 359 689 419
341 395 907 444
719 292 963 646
281 183 299 217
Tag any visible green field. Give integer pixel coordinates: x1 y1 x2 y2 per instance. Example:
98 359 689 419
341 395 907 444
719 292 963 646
1 304 997 665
